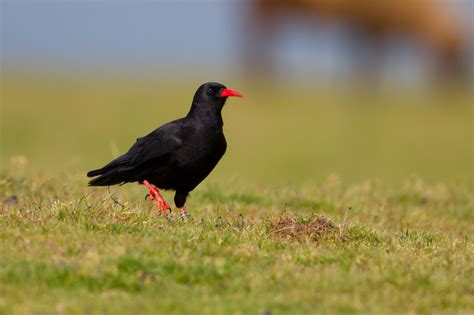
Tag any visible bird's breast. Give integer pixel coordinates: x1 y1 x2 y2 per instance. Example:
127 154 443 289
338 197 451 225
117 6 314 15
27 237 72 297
175 128 226 167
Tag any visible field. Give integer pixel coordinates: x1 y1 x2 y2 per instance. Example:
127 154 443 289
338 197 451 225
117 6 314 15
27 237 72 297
1 74 473 314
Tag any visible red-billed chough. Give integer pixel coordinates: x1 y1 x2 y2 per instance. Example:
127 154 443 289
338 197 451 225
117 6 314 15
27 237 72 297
87 82 243 220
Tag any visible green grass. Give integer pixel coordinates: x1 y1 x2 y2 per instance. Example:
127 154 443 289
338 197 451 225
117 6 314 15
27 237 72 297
1 75 472 184
1 75 473 314
1 173 473 314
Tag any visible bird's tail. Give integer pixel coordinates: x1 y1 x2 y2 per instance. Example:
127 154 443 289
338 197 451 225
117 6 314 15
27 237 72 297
87 167 135 186
87 154 134 186
87 168 106 178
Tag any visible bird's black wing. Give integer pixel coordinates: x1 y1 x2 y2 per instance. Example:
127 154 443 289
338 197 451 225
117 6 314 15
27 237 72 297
87 119 184 185
128 121 184 167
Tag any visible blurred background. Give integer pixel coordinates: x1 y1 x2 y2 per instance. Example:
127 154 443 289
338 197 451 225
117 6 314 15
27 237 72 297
1 0 473 186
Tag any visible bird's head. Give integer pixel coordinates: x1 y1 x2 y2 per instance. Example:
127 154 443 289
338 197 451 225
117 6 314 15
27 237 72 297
193 82 243 108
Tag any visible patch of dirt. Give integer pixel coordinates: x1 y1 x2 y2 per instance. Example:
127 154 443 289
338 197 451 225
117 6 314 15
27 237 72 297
270 213 335 241
2 195 18 208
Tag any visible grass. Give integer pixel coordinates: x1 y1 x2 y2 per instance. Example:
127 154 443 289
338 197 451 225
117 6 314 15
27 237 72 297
2 74 472 184
1 172 473 314
1 74 473 314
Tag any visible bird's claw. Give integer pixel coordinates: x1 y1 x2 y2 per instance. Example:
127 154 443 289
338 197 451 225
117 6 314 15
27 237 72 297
158 202 171 213
148 189 158 201
179 207 188 221
153 197 171 216
143 180 171 217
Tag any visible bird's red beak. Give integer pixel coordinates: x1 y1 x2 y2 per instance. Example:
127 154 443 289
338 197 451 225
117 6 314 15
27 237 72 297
220 88 243 98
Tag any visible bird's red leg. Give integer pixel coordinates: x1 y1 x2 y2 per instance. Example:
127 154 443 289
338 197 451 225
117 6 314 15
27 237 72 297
178 207 188 221
143 180 170 216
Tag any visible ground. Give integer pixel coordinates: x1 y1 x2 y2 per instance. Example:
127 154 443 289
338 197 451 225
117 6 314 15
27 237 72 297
1 76 473 314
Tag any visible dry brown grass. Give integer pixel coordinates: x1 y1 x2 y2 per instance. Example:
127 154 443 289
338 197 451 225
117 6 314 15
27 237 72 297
269 213 335 242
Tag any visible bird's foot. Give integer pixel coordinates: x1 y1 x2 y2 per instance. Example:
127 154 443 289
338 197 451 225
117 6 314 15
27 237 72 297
156 199 172 217
178 207 188 221
143 180 171 216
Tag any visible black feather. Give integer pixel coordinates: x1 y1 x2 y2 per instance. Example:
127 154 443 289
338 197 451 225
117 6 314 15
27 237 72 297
86 82 241 209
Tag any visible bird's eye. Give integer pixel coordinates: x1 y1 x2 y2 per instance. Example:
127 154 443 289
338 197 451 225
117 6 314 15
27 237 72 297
207 88 214 95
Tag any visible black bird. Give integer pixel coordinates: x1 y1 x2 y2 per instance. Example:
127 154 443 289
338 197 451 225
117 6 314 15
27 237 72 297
87 82 243 219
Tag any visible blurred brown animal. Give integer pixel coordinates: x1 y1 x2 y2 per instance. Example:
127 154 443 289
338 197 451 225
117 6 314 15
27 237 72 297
243 0 468 79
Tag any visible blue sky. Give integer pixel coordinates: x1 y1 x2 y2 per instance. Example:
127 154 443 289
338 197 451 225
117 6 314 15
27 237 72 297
2 0 472 79
2 1 241 72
